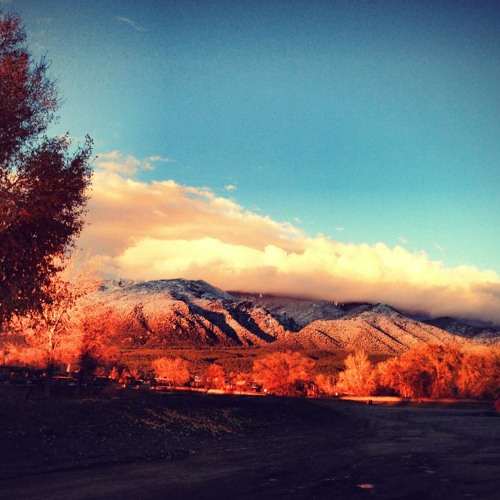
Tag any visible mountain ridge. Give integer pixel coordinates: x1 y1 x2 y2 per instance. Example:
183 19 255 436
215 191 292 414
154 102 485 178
90 279 500 354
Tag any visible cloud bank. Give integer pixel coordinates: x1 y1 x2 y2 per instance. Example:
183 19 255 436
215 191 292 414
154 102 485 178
80 152 500 325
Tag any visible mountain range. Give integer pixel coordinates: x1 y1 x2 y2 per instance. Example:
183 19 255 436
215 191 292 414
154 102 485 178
90 279 500 355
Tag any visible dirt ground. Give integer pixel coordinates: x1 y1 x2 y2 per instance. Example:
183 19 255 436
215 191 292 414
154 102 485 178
0 390 498 499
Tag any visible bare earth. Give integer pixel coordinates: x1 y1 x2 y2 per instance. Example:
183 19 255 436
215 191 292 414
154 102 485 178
0 391 498 499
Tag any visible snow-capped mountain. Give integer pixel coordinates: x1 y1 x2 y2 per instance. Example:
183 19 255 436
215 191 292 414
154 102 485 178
278 304 467 355
89 279 500 354
92 279 288 348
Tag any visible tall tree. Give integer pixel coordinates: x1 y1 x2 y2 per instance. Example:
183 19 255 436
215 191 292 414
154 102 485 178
336 350 376 396
252 351 315 396
377 344 455 398
0 11 92 326
203 363 226 391
7 252 100 364
152 356 191 387
6 252 102 394
457 349 500 399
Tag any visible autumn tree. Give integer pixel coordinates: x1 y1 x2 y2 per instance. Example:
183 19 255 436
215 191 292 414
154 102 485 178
76 293 120 379
6 252 101 393
377 355 420 398
152 356 191 387
314 373 337 397
252 350 315 396
336 350 376 396
456 348 499 399
0 11 93 326
203 363 226 391
378 344 467 399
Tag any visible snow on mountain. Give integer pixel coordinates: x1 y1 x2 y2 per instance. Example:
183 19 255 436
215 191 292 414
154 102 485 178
89 280 499 353
424 317 500 345
101 278 234 303
281 304 468 355
229 292 347 329
91 279 286 348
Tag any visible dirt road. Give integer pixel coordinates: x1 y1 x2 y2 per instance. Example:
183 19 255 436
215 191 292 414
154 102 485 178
0 394 498 499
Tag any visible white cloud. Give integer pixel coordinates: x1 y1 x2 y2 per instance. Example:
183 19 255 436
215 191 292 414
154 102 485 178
224 184 237 191
398 236 409 245
95 151 170 175
95 151 140 175
433 241 445 253
146 155 175 163
80 152 500 325
117 16 146 32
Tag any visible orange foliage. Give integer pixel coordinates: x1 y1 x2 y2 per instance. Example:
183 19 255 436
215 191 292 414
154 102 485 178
456 349 499 399
252 350 315 396
336 350 376 396
152 356 190 387
203 363 226 390
5 252 102 372
377 344 499 399
314 373 337 397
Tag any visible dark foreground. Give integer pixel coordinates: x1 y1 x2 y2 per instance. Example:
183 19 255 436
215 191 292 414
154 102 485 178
0 391 498 500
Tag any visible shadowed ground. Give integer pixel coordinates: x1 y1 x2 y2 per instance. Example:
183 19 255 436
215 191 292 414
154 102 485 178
0 391 498 499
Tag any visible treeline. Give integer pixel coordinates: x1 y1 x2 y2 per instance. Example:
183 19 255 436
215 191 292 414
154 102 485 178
110 344 498 400
3 342 499 400
338 344 499 399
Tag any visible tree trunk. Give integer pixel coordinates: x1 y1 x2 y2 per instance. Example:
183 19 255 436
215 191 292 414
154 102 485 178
44 361 54 399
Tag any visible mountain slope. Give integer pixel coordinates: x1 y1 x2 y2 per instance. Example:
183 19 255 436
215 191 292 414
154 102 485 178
280 304 468 355
89 280 499 353
91 279 287 348
229 292 347 330
424 317 500 345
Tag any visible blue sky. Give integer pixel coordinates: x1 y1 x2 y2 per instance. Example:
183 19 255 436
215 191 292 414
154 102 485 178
5 0 500 321
11 0 500 267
